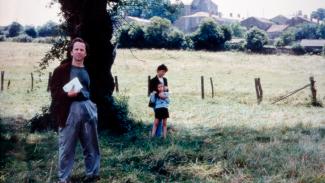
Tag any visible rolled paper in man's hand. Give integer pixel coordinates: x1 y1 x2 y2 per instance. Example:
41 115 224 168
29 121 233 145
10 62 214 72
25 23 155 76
63 77 83 92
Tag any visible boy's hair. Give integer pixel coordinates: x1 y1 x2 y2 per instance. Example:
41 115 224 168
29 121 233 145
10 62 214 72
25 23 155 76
157 64 168 72
68 37 89 54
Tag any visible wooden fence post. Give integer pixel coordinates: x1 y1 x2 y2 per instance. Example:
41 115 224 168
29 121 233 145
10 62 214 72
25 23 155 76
7 80 10 90
258 78 263 103
201 76 205 99
114 76 119 93
1 71 4 91
47 72 52 92
31 73 34 91
210 77 214 98
310 76 317 105
148 75 151 96
255 78 263 104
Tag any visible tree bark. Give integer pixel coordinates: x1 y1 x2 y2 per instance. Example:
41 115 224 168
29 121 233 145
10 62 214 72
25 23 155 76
59 0 119 131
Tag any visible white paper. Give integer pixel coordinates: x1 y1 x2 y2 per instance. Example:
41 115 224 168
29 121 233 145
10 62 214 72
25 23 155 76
63 77 83 92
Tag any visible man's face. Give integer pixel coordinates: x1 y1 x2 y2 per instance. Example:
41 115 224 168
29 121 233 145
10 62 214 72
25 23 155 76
157 70 166 77
71 42 87 62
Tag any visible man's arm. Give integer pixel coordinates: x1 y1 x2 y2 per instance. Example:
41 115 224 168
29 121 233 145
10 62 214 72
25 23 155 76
50 67 71 101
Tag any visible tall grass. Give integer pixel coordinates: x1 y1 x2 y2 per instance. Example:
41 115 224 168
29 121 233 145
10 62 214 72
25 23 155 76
0 43 324 182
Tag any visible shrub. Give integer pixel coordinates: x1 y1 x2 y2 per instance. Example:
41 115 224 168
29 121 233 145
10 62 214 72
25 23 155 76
190 18 226 51
11 34 33 43
318 23 325 39
30 105 56 132
221 25 232 42
274 38 285 48
0 35 5 42
224 41 246 51
229 23 246 38
32 37 59 44
292 44 306 55
117 22 145 48
280 31 295 46
24 26 37 38
245 27 268 52
322 45 325 57
144 16 172 48
7 22 23 37
37 21 60 37
166 28 186 49
294 23 319 40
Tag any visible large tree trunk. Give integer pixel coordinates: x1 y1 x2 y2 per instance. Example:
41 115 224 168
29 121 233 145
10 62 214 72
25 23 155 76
59 0 124 132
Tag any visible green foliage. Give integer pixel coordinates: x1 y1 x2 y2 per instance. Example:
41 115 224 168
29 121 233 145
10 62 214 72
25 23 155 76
98 95 136 133
294 23 319 40
317 23 325 39
29 105 57 132
292 44 306 55
280 30 295 46
190 18 227 51
118 22 146 48
24 26 37 38
165 28 186 49
311 8 325 21
8 22 23 37
322 45 325 57
221 25 232 42
144 16 172 48
274 38 285 48
123 0 183 23
11 34 33 43
0 35 5 42
224 41 246 51
229 23 246 38
245 27 268 52
37 21 60 37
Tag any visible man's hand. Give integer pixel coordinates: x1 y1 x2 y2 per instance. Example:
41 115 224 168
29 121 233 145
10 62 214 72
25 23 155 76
67 90 79 97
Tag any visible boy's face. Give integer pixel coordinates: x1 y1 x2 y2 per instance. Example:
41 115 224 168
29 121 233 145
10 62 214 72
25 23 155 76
157 84 164 92
157 70 166 77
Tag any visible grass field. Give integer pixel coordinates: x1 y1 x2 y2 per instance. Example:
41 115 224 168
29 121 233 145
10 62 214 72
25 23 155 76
0 42 325 182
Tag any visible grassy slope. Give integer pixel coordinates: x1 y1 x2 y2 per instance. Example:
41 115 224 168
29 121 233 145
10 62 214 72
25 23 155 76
0 42 324 182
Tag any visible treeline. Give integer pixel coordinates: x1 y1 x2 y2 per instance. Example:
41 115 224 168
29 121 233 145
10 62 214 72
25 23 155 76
0 21 62 43
117 17 244 51
117 16 325 55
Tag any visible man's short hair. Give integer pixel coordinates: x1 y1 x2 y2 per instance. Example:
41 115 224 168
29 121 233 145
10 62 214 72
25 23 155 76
68 37 88 53
157 64 168 72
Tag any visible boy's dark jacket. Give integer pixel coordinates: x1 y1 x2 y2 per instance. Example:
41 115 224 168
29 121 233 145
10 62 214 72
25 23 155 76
148 76 168 108
50 61 88 127
149 76 168 93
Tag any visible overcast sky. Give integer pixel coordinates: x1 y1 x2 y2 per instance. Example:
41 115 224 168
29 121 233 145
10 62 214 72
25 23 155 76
0 0 325 26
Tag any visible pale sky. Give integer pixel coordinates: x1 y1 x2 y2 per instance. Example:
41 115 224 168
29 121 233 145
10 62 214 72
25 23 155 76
0 0 325 26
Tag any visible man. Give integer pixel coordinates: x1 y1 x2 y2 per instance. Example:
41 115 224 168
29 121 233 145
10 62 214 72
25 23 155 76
50 38 100 183
149 64 168 137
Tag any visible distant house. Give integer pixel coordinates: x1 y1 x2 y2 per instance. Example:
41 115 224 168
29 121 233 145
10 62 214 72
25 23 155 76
173 12 239 33
271 15 289 25
174 0 218 16
240 17 274 31
267 24 289 39
285 16 314 27
125 16 151 25
300 39 325 48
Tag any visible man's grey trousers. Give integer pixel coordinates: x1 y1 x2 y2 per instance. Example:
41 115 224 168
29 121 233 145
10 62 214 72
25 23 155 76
58 100 100 182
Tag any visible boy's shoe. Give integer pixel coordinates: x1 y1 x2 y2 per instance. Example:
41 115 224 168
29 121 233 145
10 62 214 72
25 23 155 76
83 175 100 183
